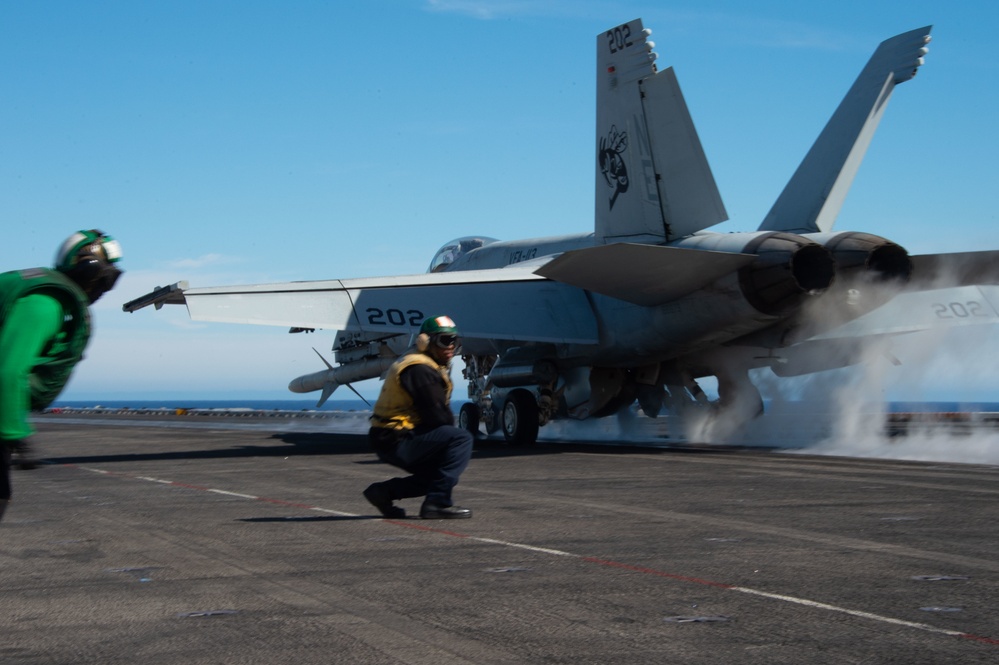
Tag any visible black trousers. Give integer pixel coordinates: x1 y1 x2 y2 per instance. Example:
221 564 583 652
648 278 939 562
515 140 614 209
1 443 11 501
369 425 473 506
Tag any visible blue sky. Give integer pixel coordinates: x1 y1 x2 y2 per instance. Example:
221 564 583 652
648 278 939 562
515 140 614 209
2 1 997 403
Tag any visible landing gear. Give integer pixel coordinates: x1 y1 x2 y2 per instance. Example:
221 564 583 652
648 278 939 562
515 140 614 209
462 353 498 439
683 369 765 443
458 402 480 437
482 398 500 435
716 370 765 422
501 389 539 446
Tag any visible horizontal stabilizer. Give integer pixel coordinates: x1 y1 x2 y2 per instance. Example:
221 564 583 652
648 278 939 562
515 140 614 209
535 243 755 306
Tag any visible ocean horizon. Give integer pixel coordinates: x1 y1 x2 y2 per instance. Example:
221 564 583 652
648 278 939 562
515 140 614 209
49 399 999 414
51 399 375 412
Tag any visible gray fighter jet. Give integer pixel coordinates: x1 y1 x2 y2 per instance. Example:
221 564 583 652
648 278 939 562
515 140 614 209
125 19 999 445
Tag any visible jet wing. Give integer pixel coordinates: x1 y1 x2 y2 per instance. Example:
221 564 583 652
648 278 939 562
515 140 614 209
808 285 999 341
750 256 999 376
762 285 999 377
124 267 599 344
535 243 756 306
909 250 999 288
807 249 999 338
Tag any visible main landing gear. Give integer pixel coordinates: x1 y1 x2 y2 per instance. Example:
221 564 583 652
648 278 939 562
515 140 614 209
500 389 539 446
458 390 539 446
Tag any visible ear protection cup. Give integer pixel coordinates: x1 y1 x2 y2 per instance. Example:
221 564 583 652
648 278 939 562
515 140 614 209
54 229 124 303
416 333 430 352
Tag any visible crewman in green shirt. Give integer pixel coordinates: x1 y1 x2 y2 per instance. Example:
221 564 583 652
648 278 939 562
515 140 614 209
0 230 122 521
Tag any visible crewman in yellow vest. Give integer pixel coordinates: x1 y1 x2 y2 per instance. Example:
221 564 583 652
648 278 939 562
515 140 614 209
365 315 474 519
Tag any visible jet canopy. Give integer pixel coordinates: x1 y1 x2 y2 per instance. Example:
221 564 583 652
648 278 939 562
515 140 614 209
428 236 498 273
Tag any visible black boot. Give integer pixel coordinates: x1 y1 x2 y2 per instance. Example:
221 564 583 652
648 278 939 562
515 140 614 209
419 502 472 519
363 482 406 518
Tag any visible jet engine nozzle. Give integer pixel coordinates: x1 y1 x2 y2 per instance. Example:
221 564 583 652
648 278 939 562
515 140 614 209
805 231 912 285
738 232 836 316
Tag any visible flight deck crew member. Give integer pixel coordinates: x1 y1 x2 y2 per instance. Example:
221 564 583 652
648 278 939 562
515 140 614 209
0 230 123 521
364 315 474 519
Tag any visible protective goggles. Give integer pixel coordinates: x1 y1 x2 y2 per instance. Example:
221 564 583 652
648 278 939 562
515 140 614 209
433 334 459 349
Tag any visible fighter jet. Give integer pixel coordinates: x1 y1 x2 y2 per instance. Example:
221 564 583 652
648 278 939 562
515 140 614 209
125 19 999 445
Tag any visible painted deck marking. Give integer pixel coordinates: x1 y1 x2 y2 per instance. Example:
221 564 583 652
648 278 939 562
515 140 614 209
68 463 998 647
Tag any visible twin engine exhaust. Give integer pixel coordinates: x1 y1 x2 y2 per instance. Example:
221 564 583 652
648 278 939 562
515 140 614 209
677 230 911 316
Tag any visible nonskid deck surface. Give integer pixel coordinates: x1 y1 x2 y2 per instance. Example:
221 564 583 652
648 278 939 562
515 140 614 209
3 415 999 664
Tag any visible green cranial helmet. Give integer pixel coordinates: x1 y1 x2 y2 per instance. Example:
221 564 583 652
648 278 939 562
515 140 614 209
420 315 458 336
54 229 124 303
419 315 460 352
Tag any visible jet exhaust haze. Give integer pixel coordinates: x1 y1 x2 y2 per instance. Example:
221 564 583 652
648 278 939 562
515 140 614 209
691 275 999 464
533 330 999 466
785 331 999 466
533 276 999 465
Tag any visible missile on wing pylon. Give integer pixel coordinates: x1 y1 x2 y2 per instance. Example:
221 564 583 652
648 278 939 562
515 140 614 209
288 352 395 407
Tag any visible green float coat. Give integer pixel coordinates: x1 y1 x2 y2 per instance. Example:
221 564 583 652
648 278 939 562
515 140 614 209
0 269 91 440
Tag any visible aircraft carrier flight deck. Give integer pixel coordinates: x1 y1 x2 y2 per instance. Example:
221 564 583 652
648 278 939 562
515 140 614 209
2 410 998 664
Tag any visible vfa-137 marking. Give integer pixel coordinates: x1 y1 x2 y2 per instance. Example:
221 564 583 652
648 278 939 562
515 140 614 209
125 19 999 445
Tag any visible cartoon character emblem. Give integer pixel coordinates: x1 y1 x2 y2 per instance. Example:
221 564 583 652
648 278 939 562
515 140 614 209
599 125 629 210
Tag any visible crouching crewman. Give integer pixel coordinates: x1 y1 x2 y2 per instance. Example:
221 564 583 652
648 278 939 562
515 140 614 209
364 315 474 519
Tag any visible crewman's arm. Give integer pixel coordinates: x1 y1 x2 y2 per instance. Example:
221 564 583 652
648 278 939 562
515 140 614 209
0 294 64 441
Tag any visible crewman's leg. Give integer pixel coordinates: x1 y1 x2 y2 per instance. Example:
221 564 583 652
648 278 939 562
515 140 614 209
392 426 473 506
14 437 38 470
1 443 12 521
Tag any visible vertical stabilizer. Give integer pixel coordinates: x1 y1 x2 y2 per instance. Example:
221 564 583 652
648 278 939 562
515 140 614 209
595 19 727 244
759 27 932 234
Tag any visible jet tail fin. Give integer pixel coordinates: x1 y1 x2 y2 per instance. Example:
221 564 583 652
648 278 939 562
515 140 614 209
758 27 932 234
595 19 727 244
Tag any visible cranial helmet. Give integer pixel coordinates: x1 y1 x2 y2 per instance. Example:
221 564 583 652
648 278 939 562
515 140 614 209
54 229 124 303
416 315 460 353
419 315 458 336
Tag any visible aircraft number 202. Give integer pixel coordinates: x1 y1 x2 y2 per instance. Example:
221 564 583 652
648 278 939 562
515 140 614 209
931 301 990 319
605 24 634 54
365 307 424 327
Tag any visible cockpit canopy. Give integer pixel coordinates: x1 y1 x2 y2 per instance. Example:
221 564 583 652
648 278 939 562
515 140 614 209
428 236 498 273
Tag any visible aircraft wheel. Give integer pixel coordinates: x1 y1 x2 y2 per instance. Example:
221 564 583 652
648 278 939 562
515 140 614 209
458 402 480 436
482 405 500 435
502 390 539 446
